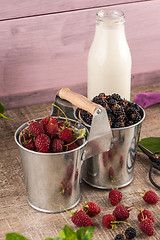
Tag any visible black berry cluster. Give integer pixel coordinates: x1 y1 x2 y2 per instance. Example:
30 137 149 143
114 227 136 240
80 93 142 128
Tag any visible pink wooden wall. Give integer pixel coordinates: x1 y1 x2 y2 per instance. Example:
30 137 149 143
0 0 160 109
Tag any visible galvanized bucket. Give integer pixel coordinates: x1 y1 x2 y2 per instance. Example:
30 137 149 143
75 105 145 189
14 117 88 213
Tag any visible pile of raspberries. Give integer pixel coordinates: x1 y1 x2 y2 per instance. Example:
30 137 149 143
20 116 83 153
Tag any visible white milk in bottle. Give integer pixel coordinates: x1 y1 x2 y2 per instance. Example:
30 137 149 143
88 10 131 100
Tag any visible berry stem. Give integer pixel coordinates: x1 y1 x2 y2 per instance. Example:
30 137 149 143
52 103 69 125
61 205 73 216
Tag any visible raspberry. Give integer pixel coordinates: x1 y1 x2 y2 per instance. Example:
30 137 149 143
124 227 136 239
28 121 45 137
40 116 53 127
59 128 73 143
67 142 79 151
143 190 159 204
138 209 154 222
71 209 93 227
113 204 130 221
22 139 35 151
109 189 122 206
139 218 154 236
83 202 101 216
51 138 63 153
45 119 58 137
114 234 125 240
102 214 116 228
35 134 50 153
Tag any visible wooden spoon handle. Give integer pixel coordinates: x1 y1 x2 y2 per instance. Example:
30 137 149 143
58 88 100 115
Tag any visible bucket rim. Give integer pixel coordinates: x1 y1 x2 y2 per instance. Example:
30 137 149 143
14 116 88 155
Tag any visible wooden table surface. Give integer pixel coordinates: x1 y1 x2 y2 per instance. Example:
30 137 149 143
0 83 160 240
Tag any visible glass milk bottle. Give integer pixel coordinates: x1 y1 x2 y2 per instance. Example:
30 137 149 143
87 10 132 100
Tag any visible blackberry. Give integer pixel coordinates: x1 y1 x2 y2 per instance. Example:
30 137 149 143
92 96 106 107
108 98 117 106
114 234 125 240
98 93 106 98
125 227 136 239
80 110 92 125
113 120 125 128
112 93 122 101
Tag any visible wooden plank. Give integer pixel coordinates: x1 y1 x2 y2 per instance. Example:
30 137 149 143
0 0 160 108
2 71 160 110
0 0 147 21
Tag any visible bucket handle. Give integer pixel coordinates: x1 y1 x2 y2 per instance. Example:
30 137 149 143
58 88 100 115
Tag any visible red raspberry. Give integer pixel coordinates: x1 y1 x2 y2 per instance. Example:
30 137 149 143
59 128 73 143
138 209 154 223
40 116 55 127
35 134 50 153
71 209 93 227
139 218 154 236
51 138 63 153
22 139 35 151
83 202 101 216
113 204 130 221
45 119 58 137
143 190 159 204
68 142 79 151
109 189 122 206
102 214 116 228
28 121 45 137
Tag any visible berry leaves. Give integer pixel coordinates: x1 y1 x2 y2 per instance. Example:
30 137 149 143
5 225 95 240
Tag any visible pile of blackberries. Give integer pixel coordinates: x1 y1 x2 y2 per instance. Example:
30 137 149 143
80 93 142 128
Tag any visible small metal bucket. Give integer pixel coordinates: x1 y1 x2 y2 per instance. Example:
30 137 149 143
75 105 145 189
14 117 88 213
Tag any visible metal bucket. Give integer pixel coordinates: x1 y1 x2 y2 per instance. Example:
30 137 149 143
14 117 88 213
75 105 145 189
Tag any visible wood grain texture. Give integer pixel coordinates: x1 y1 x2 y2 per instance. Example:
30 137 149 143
0 0 160 109
0 0 146 20
1 71 160 110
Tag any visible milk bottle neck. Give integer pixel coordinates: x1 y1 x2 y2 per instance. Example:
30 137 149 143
96 9 125 27
95 10 127 43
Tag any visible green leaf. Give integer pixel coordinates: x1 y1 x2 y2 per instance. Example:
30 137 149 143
0 102 5 114
45 237 63 240
138 137 160 153
0 112 13 120
59 225 77 240
76 226 95 240
0 102 12 119
5 233 29 240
